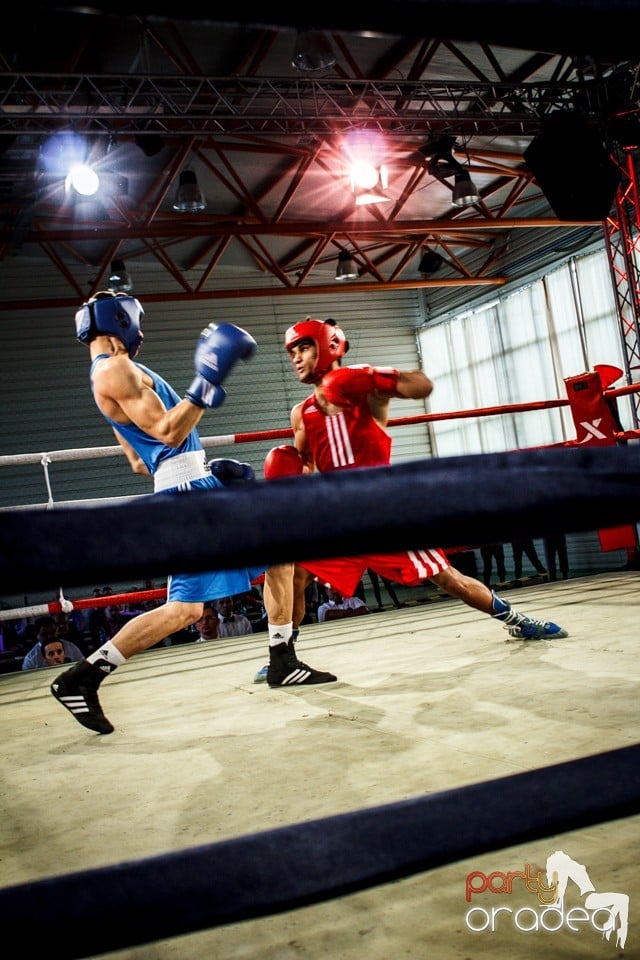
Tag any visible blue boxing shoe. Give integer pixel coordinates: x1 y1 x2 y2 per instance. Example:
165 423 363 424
491 592 568 641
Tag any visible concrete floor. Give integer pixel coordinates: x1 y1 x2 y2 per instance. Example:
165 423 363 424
1 571 638 959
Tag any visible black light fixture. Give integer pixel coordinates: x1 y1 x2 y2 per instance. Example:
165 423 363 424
452 171 481 207
292 29 336 72
335 250 358 281
418 250 444 275
173 169 206 212
135 134 165 158
419 136 481 208
108 258 133 293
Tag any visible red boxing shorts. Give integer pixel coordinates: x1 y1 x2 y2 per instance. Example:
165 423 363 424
298 548 450 597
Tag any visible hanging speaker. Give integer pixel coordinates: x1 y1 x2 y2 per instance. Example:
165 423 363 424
524 112 620 221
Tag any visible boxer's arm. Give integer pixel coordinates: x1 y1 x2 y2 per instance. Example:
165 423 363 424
395 370 434 400
112 429 150 477
323 365 433 405
291 401 315 473
93 354 204 448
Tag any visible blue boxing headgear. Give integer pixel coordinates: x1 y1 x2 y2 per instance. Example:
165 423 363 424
75 291 144 359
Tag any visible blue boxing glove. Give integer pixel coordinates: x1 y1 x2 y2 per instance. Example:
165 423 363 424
185 379 226 409
185 322 257 409
208 458 256 485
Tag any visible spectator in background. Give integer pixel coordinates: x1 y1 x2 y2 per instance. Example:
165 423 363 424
0 616 31 671
511 539 548 585
317 587 370 623
89 602 139 647
138 578 164 611
102 604 133 640
238 586 268 633
214 596 253 637
302 578 324 624
22 616 84 671
53 612 90 655
365 568 405 610
194 604 220 643
480 543 507 588
544 533 569 581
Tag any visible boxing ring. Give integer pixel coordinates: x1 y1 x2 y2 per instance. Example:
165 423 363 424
0 383 639 958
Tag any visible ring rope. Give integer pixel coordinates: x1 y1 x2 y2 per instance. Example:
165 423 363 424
1 387 638 473
0 742 637 959
1 444 639 594
0 587 168 622
0 395 583 469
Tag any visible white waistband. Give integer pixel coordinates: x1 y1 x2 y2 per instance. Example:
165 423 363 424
154 451 208 492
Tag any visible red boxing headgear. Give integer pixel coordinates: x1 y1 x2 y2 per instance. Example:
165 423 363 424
284 318 348 383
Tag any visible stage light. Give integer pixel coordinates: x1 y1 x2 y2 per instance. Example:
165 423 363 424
108 259 133 293
173 169 206 212
336 250 358 280
292 29 336 72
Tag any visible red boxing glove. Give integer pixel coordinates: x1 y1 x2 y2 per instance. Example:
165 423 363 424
323 365 399 407
264 445 304 480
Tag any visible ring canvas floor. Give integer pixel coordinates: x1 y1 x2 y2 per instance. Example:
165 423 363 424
1 571 638 960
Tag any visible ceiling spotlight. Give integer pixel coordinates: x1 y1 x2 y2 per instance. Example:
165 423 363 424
66 162 100 197
419 136 480 208
418 135 458 169
351 162 390 206
292 29 336 72
173 169 206 213
336 250 358 281
452 171 481 207
108 258 133 293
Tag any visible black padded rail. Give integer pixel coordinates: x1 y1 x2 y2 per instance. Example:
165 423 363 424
0 743 638 959
31 1 640 61
1 445 639 593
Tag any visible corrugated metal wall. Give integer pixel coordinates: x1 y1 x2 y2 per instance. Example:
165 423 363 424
0 261 432 508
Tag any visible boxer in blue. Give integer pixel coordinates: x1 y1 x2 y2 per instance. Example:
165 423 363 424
50 291 316 734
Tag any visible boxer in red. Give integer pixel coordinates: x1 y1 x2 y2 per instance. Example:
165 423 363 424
262 317 568 687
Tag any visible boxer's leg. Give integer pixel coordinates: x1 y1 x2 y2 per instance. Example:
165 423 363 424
51 600 203 734
430 566 568 640
262 564 337 686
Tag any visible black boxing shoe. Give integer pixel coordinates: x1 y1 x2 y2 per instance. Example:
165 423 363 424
266 641 337 687
50 659 115 735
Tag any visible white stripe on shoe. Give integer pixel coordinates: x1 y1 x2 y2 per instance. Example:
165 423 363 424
57 694 91 715
281 668 312 684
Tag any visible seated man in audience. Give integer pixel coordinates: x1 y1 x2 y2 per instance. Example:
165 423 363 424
22 616 84 670
237 586 268 632
317 587 370 623
193 604 220 643
214 596 253 637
